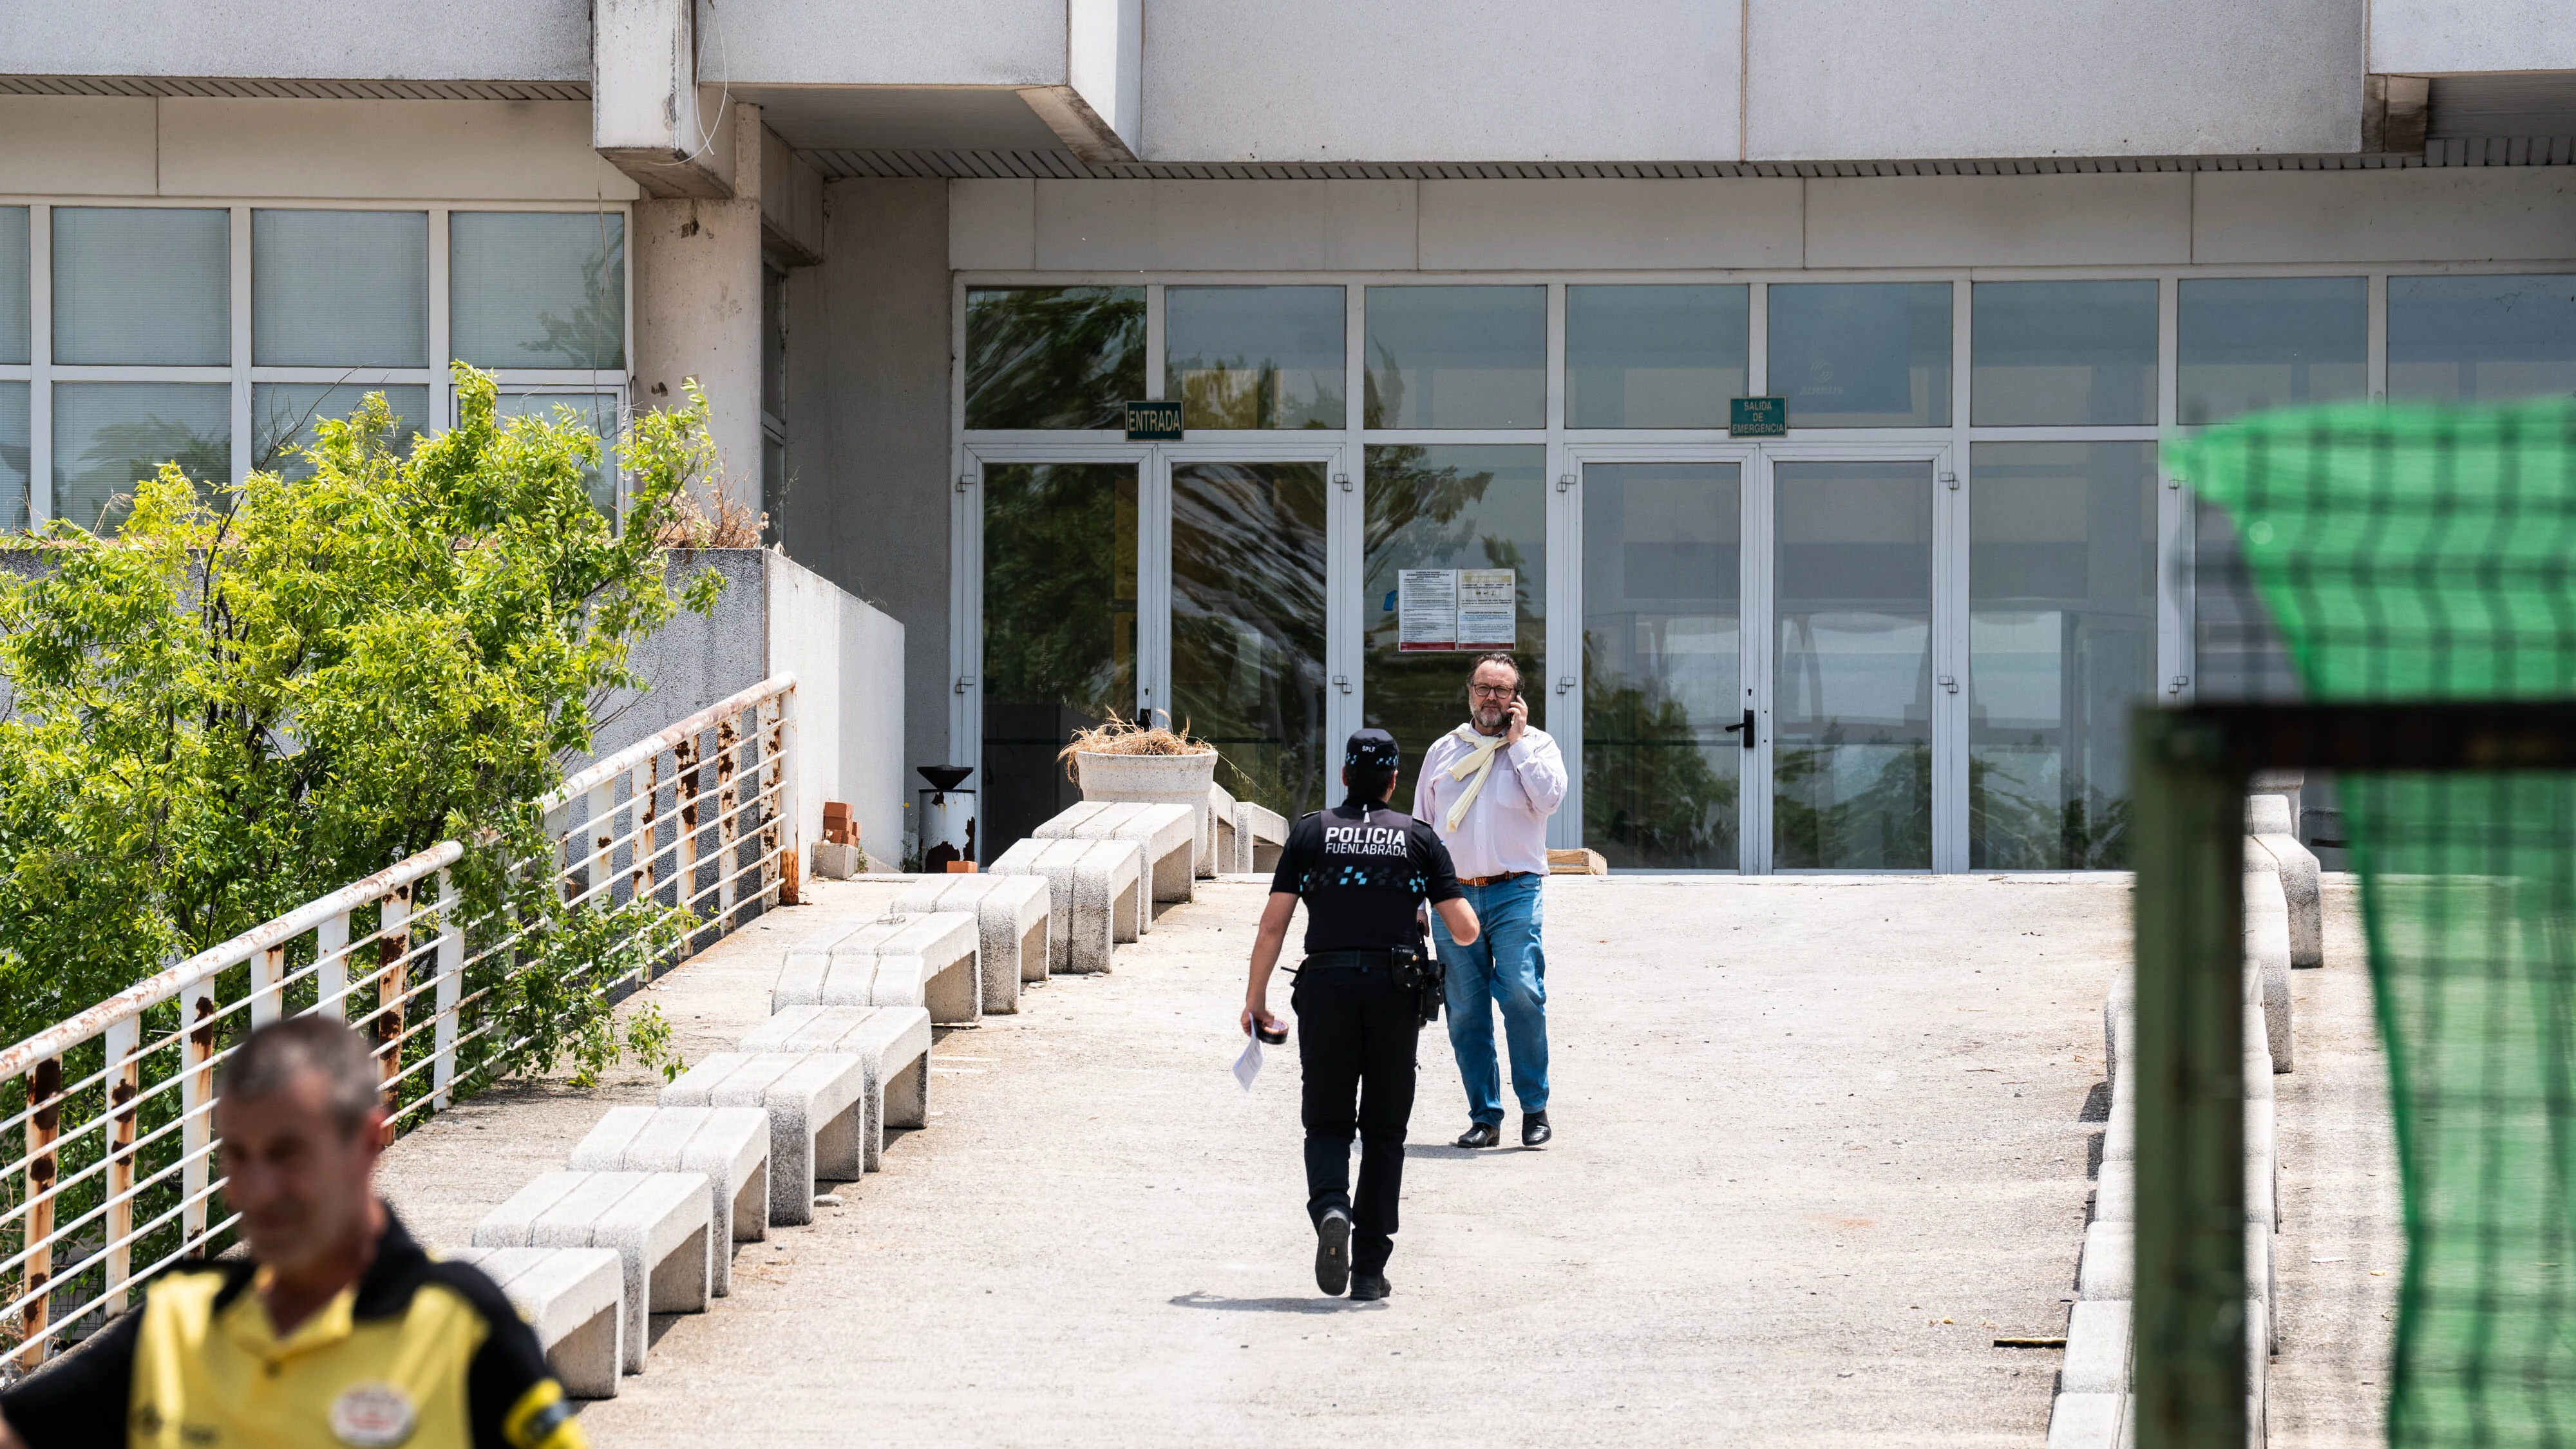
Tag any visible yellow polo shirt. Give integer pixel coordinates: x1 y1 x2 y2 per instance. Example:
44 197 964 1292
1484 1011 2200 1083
0 1209 582 1449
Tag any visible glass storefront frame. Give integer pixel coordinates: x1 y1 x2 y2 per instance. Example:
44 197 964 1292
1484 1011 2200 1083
952 261 2573 872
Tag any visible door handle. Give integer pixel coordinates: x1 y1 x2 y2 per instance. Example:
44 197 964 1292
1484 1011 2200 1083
1721 708 1756 749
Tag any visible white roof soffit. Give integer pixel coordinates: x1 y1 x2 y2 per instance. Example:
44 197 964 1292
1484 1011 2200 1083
0 74 589 101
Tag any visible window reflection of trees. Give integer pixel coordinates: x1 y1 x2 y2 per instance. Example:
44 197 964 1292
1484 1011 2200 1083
1171 464 1327 819
1363 446 1544 790
524 243 627 370
980 464 1137 858
66 415 226 534
965 288 1144 431
1580 626 1738 871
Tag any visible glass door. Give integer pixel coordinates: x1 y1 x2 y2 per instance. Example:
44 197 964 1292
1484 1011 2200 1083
1573 459 1746 870
1161 455 1337 820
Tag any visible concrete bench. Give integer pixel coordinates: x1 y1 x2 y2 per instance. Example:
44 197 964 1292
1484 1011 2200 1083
1234 799 1289 875
2248 793 2323 970
567 1106 771 1295
2246 859 2294 1072
659 1052 868 1227
990 836 1137 970
772 911 981 1024
448 1246 624 1398
471 1171 712 1376
740 1006 933 1171
1034 800 1197 910
1206 784 1237 877
893 874 1051 1010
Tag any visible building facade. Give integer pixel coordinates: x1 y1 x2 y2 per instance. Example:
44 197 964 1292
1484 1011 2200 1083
3 1 2571 870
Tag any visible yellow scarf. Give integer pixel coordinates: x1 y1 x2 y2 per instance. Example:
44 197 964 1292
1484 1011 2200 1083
1440 724 1510 834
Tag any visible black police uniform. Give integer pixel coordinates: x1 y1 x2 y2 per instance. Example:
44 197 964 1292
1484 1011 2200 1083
1269 731 1464 1279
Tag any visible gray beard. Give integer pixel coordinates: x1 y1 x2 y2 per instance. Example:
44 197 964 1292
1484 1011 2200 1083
1471 706 1505 734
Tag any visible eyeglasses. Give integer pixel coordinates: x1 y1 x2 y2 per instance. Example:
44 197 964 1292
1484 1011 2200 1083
1468 685 1518 699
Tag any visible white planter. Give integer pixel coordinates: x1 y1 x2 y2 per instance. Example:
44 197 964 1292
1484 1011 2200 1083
1073 750 1222 875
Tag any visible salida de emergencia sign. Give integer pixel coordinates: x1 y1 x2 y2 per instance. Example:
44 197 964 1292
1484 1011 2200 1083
1396 568 1516 652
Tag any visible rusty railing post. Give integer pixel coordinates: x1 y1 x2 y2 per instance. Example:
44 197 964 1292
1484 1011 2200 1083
17 1055 62 1367
104 1016 140 1312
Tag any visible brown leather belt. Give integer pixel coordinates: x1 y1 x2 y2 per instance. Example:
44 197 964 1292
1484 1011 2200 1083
1456 871 1533 887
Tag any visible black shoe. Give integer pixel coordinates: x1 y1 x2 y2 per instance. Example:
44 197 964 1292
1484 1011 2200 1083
1522 1112 1551 1147
1350 1271 1391 1302
1454 1122 1503 1149
1314 1209 1351 1296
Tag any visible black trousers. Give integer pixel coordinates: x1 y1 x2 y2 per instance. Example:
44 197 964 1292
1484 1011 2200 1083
1293 962 1421 1274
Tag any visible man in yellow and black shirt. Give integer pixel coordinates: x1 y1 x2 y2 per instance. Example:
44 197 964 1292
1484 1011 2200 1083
0 1016 583 1449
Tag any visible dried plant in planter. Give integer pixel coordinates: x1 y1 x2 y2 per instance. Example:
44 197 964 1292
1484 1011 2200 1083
1056 713 1215 776
652 478 767 549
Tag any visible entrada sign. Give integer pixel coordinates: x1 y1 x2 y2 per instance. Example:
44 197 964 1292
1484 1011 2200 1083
1123 399 1183 441
1728 396 1788 437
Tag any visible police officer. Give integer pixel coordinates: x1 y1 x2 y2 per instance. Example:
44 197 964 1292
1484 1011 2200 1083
1242 728 1481 1301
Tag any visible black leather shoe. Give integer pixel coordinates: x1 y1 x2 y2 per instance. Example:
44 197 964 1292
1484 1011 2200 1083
1454 1122 1502 1149
1521 1112 1552 1147
1314 1208 1350 1296
1350 1271 1391 1302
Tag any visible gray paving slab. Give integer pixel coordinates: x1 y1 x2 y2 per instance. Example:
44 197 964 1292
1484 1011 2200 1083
2268 877 2403 1449
567 875 2123 1447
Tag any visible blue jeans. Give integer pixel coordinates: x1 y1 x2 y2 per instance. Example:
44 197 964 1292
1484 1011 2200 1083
1432 874 1549 1126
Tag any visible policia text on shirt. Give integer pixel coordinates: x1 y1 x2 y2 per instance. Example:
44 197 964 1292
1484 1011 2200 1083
1242 728 1481 1303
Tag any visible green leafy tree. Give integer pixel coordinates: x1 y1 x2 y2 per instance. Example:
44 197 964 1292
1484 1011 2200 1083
0 364 721 1066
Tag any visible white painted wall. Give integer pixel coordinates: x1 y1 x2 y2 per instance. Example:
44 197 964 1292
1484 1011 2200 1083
764 551 907 871
706 0 1068 86
950 168 2576 274
0 0 587 80
2371 0 2576 75
0 96 638 201
1748 0 2365 160
1142 0 1741 162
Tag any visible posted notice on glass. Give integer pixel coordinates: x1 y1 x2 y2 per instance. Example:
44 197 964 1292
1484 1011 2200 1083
1397 567 1514 652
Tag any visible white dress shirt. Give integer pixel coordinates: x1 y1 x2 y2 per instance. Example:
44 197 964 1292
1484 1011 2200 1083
1412 725 1569 880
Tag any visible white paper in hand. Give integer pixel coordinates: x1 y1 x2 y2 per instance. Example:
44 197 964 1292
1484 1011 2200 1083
1232 1034 1264 1092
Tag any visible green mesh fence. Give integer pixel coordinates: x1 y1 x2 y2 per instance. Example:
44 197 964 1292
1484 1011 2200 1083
2168 398 2576 1447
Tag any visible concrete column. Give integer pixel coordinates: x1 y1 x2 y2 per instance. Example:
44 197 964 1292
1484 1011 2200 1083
632 101 764 515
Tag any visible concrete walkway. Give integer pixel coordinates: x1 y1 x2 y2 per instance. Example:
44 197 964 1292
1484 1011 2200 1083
2269 879 2403 1448
385 875 2136 1445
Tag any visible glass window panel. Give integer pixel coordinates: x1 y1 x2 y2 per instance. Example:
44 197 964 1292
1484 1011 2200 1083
762 265 787 422
1767 283 1952 428
2177 277 2365 425
1582 462 1740 869
963 287 1144 430
1171 462 1329 819
2389 274 2576 402
1364 287 1545 430
982 463 1139 859
252 210 428 368
1971 280 2157 426
1166 286 1345 430
53 207 230 367
0 207 26 365
0 383 26 531
1363 444 1546 787
1967 443 2156 869
1566 285 1748 429
53 382 231 535
252 383 431 482
450 211 626 370
495 390 621 518
2192 496 2302 703
1774 461 1933 868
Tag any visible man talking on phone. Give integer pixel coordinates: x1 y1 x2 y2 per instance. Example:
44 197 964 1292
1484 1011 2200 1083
1415 652 1569 1150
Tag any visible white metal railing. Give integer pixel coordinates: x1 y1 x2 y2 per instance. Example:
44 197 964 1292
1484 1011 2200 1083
0 673 802 1374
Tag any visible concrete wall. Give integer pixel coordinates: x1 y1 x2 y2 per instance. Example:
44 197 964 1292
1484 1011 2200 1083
951 167 2576 273
634 105 766 512
805 178 953 795
0 0 588 81
2371 0 2576 75
709 0 1070 86
598 549 906 869
0 96 637 201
